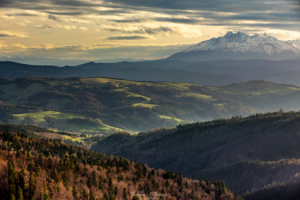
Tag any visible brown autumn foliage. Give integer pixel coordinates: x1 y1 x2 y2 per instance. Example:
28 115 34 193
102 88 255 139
0 130 243 200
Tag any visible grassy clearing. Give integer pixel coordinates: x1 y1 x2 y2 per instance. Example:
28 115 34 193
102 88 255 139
13 111 122 134
36 132 65 140
13 111 81 121
127 92 151 101
81 78 145 87
81 78 204 91
182 92 213 100
158 115 183 122
132 103 157 108
287 87 300 90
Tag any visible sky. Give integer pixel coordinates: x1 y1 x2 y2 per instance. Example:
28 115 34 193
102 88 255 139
0 0 300 65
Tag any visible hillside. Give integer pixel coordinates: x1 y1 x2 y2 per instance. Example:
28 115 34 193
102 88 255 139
0 129 243 200
0 61 241 86
2 59 300 86
2 77 300 134
0 123 104 148
91 111 300 194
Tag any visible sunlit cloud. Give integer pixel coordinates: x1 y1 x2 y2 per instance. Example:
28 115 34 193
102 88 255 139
106 35 153 40
80 27 88 31
56 24 77 30
0 31 30 38
0 0 298 61
35 24 53 29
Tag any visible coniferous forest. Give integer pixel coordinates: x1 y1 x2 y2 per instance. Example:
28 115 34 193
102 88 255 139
0 129 243 200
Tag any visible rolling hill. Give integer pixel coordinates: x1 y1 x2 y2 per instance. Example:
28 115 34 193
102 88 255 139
90 111 300 196
2 58 300 86
2 77 300 134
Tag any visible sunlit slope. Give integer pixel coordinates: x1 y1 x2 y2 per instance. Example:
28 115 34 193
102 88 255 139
1 77 300 134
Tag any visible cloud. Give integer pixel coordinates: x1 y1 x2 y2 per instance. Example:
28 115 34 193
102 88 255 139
35 24 53 29
0 31 30 38
80 27 88 30
102 24 174 35
45 11 85 16
56 24 77 30
0 41 193 61
109 19 144 23
106 35 151 40
154 17 201 24
6 12 39 17
48 14 62 22
101 24 202 38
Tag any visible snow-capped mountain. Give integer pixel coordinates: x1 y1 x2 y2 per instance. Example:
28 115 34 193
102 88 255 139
168 31 300 61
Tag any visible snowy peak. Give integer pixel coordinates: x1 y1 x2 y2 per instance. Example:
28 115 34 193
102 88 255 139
183 31 300 56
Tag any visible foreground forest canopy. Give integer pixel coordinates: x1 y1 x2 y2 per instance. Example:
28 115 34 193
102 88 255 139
91 110 300 198
1 76 300 135
0 130 243 200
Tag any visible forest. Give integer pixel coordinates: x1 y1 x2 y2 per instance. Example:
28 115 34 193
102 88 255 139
91 110 300 198
0 129 242 200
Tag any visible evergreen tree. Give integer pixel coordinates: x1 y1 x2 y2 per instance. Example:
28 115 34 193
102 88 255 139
123 188 128 200
72 185 78 198
8 158 18 198
62 172 70 188
42 193 50 200
17 186 23 200
87 176 92 189
132 195 139 200
89 190 95 200
114 186 118 196
28 173 36 199
10 194 16 200
38 154 43 166
53 168 59 183
18 164 26 192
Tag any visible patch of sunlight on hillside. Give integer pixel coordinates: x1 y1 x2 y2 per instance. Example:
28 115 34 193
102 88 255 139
159 115 183 122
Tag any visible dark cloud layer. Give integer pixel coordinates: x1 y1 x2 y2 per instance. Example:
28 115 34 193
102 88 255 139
6 12 38 16
0 0 299 33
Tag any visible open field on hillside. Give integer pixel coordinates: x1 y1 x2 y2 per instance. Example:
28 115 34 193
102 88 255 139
2 77 300 134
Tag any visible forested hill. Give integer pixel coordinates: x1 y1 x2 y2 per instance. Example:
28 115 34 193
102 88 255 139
2 76 300 134
91 111 300 196
0 129 242 200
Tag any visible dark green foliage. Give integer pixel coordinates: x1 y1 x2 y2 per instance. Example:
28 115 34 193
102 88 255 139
89 190 95 200
42 194 50 200
243 181 300 200
123 188 128 200
132 195 139 200
17 186 24 200
8 157 18 197
28 173 35 199
72 185 78 198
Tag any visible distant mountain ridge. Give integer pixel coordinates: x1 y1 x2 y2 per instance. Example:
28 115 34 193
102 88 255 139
168 31 300 61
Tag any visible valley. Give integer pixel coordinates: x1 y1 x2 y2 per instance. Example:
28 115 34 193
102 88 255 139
91 111 300 197
2 77 300 135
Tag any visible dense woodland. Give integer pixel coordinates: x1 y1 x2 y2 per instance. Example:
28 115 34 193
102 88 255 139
91 111 300 196
0 130 242 200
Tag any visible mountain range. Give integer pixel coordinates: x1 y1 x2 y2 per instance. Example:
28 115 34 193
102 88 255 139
168 32 300 61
